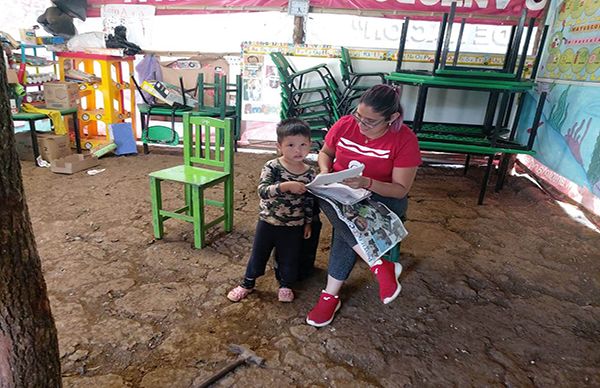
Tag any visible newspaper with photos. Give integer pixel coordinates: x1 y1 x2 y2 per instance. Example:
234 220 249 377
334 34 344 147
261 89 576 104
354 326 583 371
306 164 370 206
307 164 407 262
318 196 408 264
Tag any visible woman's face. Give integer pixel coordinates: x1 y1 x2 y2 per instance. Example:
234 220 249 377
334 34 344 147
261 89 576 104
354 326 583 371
352 103 390 138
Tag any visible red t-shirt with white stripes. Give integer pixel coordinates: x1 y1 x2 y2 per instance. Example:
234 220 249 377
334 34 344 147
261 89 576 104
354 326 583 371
324 115 421 183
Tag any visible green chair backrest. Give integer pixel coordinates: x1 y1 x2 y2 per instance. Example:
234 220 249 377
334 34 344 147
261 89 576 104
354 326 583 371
197 74 242 114
183 114 233 173
196 73 226 112
340 47 353 86
269 52 294 82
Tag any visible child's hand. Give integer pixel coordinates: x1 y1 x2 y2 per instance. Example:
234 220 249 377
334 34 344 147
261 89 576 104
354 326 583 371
304 223 312 239
281 181 307 194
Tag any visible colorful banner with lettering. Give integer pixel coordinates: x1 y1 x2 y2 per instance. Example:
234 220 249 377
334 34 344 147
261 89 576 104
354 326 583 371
538 0 600 84
87 0 546 21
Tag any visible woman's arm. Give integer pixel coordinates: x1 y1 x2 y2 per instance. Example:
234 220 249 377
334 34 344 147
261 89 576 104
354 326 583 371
317 143 335 173
369 167 418 198
343 166 418 199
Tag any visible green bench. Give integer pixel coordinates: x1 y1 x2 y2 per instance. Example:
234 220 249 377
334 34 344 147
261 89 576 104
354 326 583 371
385 72 546 204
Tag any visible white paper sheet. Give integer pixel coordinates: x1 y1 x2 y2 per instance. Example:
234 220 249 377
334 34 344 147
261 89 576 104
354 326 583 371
306 164 364 188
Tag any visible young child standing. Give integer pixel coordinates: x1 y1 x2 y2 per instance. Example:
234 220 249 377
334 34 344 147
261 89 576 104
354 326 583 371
227 118 316 303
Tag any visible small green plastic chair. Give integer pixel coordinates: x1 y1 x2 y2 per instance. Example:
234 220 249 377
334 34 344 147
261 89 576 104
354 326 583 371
149 115 234 249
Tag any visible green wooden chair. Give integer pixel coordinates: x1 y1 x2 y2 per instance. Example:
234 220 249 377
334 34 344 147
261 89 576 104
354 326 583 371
149 115 234 249
194 73 243 150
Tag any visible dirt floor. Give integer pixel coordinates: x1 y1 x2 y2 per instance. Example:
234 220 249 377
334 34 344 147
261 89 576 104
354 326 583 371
19 149 600 387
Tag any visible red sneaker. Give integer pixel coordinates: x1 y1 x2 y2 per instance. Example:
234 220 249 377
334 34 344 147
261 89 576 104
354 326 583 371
306 291 341 327
370 259 402 304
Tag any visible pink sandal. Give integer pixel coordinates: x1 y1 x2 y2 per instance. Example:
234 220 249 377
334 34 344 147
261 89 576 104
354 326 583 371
227 286 253 302
278 287 294 303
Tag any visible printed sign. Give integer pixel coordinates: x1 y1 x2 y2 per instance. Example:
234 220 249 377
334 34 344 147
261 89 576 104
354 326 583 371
538 0 600 84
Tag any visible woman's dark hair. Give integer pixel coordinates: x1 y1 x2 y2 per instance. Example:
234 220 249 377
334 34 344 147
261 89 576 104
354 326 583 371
276 118 311 143
359 84 404 131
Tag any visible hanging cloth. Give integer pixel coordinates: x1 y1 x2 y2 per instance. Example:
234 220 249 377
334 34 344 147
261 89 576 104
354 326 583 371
21 103 68 135
135 54 163 104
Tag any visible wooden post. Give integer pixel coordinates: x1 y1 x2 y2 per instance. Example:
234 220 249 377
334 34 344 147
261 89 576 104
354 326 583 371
293 16 305 44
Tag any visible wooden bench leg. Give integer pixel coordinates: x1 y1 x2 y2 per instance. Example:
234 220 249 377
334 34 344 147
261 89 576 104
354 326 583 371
478 155 495 205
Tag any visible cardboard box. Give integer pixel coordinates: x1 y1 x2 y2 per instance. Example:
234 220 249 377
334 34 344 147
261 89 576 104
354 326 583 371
160 55 229 105
39 133 71 161
14 131 36 161
43 81 81 109
13 132 71 162
6 69 19 84
50 154 100 174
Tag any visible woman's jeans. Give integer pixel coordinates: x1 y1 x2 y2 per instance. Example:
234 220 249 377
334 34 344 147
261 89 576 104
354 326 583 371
319 193 408 281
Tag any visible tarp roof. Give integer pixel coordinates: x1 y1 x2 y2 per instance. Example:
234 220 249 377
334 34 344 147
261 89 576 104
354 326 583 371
87 0 547 24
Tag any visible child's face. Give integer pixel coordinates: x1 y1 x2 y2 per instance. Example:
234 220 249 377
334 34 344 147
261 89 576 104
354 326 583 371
278 135 311 164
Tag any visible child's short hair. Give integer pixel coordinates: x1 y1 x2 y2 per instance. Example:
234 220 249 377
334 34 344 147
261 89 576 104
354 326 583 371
276 118 311 143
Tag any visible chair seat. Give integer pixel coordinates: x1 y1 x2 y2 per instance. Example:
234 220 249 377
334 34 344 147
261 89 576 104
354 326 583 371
150 165 229 186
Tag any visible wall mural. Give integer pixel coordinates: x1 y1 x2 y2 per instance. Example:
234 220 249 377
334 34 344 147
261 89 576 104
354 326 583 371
517 84 600 213
517 0 600 214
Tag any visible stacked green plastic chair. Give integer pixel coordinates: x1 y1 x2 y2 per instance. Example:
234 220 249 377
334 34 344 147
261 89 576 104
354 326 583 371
269 51 340 150
339 47 386 115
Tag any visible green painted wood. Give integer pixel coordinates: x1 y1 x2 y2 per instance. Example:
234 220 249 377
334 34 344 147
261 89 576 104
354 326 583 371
148 165 229 185
435 69 517 79
159 210 194 223
149 177 163 239
12 106 78 120
191 185 203 248
147 114 234 248
386 72 534 91
418 140 536 155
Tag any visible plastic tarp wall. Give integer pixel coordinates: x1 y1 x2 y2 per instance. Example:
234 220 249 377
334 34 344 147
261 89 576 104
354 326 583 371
87 0 546 22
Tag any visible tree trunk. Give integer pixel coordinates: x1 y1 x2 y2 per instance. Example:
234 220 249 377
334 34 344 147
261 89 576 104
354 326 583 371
0 53 61 387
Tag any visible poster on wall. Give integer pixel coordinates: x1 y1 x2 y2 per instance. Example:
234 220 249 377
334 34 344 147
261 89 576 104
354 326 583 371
241 54 281 123
101 4 155 46
537 0 600 84
240 54 282 144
